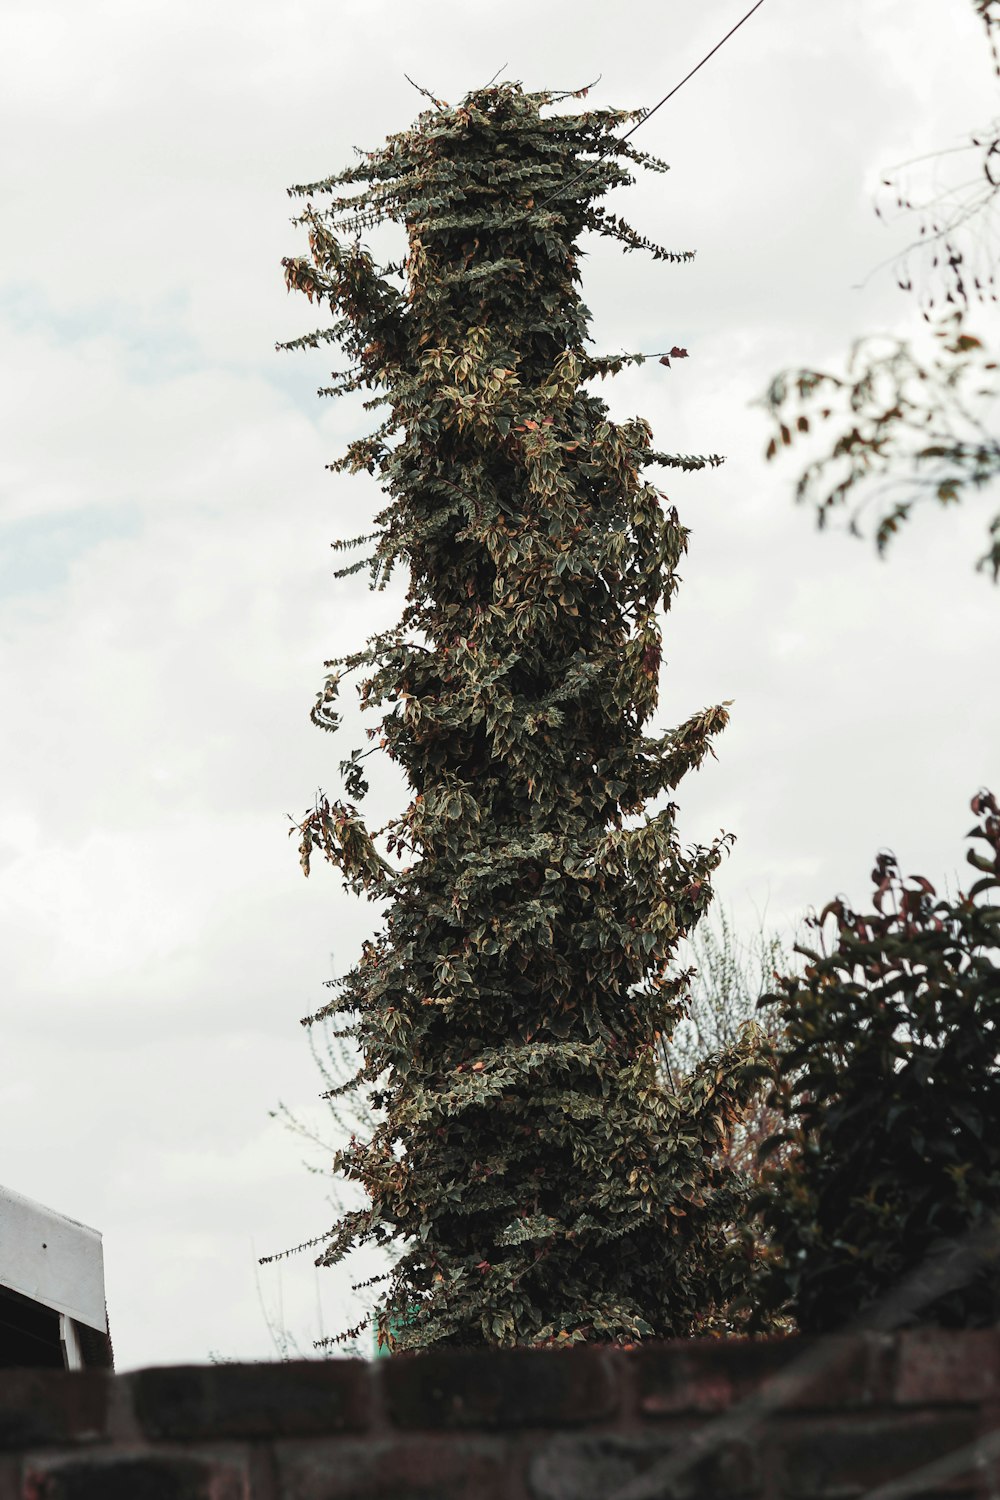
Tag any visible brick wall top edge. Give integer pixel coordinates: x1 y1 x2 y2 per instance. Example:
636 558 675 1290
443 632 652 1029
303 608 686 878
0 1329 995 1450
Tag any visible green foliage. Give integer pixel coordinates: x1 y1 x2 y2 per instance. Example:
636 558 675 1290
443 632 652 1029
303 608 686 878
757 792 1000 1332
283 80 764 1351
763 0 1000 582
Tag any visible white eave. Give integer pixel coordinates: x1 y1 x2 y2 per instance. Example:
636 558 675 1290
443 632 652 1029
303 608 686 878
0 1183 107 1334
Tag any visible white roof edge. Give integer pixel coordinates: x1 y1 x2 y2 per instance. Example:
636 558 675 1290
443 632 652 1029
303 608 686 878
0 1183 107 1334
0 1183 102 1240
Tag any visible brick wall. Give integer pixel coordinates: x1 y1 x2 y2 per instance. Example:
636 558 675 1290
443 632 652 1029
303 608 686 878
2 1331 999 1499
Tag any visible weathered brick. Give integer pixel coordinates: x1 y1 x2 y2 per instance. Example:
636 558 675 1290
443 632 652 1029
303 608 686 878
22 1451 246 1500
771 1413 980 1498
0 1373 107 1452
272 1436 511 1500
527 1431 760 1500
131 1361 369 1440
636 1336 888 1417
894 1330 1000 1406
383 1347 617 1429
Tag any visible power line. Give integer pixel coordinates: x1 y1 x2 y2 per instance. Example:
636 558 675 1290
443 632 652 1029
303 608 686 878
542 0 767 207
621 0 766 144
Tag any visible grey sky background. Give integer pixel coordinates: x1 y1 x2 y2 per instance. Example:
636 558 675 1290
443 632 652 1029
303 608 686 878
1 0 997 1370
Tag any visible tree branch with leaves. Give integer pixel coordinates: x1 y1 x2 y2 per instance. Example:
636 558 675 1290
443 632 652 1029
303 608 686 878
764 0 1000 582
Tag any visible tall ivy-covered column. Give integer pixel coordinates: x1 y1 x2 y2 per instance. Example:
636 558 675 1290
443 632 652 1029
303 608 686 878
283 82 763 1349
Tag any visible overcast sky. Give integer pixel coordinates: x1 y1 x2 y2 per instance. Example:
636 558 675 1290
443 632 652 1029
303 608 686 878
1 0 998 1371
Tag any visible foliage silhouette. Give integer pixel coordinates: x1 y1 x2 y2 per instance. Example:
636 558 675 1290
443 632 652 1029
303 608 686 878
757 791 1000 1332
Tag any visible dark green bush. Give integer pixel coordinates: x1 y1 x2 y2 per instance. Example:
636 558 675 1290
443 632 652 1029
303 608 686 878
758 791 1000 1332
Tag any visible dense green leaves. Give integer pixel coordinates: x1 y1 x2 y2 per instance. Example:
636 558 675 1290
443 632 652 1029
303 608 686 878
284 81 763 1350
756 791 1000 1332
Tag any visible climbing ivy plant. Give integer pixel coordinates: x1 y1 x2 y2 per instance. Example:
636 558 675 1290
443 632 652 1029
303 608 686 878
282 81 764 1350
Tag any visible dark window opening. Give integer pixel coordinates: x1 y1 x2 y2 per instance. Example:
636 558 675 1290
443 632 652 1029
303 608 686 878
0 1283 64 1368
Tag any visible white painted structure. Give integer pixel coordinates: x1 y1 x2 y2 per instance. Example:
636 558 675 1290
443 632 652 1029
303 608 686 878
0 1183 110 1369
